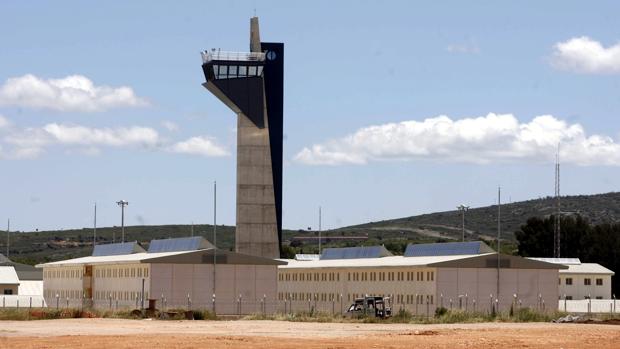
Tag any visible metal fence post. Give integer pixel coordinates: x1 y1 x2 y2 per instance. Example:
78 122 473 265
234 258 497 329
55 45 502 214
56 294 59 309
29 296 32 309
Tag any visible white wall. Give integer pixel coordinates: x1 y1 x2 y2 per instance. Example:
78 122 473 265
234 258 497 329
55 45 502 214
436 268 558 312
559 274 612 300
150 264 278 314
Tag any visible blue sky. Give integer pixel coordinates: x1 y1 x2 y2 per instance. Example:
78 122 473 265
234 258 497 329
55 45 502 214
1 1 619 232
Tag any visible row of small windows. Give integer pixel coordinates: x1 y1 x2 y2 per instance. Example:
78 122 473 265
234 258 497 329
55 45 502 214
561 278 603 286
95 267 149 279
93 290 148 301
279 271 434 283
43 269 83 279
279 272 341 282
44 267 149 280
212 64 263 79
277 292 434 305
44 289 83 299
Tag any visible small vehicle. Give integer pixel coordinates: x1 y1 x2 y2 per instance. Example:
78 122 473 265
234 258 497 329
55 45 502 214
346 296 392 318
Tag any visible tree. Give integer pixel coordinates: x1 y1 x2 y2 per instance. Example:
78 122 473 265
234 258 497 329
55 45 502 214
515 215 620 295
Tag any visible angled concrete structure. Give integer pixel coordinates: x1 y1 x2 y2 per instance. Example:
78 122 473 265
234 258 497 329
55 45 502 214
201 17 283 259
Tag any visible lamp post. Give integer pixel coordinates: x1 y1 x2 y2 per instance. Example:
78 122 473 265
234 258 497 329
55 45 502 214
457 205 469 242
116 200 129 243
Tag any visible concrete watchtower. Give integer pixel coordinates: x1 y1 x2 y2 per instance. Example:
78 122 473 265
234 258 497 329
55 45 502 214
200 17 283 258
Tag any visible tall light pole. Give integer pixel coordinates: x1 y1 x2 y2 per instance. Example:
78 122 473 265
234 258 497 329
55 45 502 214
212 181 217 314
93 203 97 247
6 219 9 258
457 204 469 242
318 206 322 255
116 200 129 243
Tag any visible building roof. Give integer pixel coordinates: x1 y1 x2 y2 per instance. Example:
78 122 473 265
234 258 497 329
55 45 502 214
528 257 582 265
147 236 213 253
92 241 145 256
36 248 286 268
279 253 566 270
281 254 490 269
559 263 614 275
0 266 20 285
0 254 42 280
404 241 495 257
320 246 393 260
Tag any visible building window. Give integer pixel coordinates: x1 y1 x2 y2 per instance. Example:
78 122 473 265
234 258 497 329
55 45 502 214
566 296 572 300
596 278 603 286
584 278 591 286
596 296 603 300
565 278 573 285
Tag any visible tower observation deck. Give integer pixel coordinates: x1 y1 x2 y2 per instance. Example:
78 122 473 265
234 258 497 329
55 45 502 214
201 17 283 259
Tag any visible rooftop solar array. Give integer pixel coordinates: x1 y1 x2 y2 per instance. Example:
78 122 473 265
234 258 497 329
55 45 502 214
92 241 145 257
147 236 214 253
320 246 393 260
404 241 495 257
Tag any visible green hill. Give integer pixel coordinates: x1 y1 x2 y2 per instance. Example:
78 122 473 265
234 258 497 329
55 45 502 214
3 192 620 264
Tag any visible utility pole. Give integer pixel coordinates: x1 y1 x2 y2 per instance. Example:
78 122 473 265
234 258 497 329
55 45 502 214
457 204 469 242
497 187 501 299
212 181 217 313
318 206 322 255
93 203 97 247
6 219 9 258
554 145 561 258
116 200 128 243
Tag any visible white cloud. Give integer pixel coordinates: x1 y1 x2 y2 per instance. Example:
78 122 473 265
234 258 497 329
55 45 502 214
43 124 159 147
169 136 229 157
161 120 179 132
0 114 9 129
551 36 620 74
0 74 148 112
446 42 479 54
294 113 620 166
3 123 160 158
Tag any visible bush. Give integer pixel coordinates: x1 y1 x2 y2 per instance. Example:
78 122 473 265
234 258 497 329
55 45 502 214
434 307 448 317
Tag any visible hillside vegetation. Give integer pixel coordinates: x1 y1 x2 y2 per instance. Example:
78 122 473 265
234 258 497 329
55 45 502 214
3 192 620 264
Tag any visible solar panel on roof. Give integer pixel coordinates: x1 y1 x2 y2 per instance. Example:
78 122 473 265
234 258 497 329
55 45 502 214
147 236 213 253
92 241 145 256
404 241 494 257
320 246 393 260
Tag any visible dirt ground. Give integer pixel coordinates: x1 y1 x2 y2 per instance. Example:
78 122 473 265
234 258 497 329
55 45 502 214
1 319 619 349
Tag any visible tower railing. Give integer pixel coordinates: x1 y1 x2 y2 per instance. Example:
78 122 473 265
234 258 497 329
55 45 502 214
201 51 265 64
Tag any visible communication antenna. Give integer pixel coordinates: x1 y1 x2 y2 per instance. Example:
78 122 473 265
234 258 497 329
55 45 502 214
6 219 9 258
497 187 501 297
93 203 97 247
554 144 561 258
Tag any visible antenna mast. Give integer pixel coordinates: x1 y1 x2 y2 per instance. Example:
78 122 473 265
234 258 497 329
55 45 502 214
554 145 561 258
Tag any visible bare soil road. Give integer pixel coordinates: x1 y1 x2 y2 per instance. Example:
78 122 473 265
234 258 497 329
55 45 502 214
1 319 619 349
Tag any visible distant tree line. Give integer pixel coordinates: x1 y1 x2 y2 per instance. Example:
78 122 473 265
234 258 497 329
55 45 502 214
515 215 619 295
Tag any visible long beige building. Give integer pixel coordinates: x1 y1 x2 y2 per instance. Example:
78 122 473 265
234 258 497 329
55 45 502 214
278 242 565 314
38 237 284 314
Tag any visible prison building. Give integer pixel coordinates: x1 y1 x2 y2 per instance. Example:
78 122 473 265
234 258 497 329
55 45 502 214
37 237 285 314
277 242 565 314
529 258 615 300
